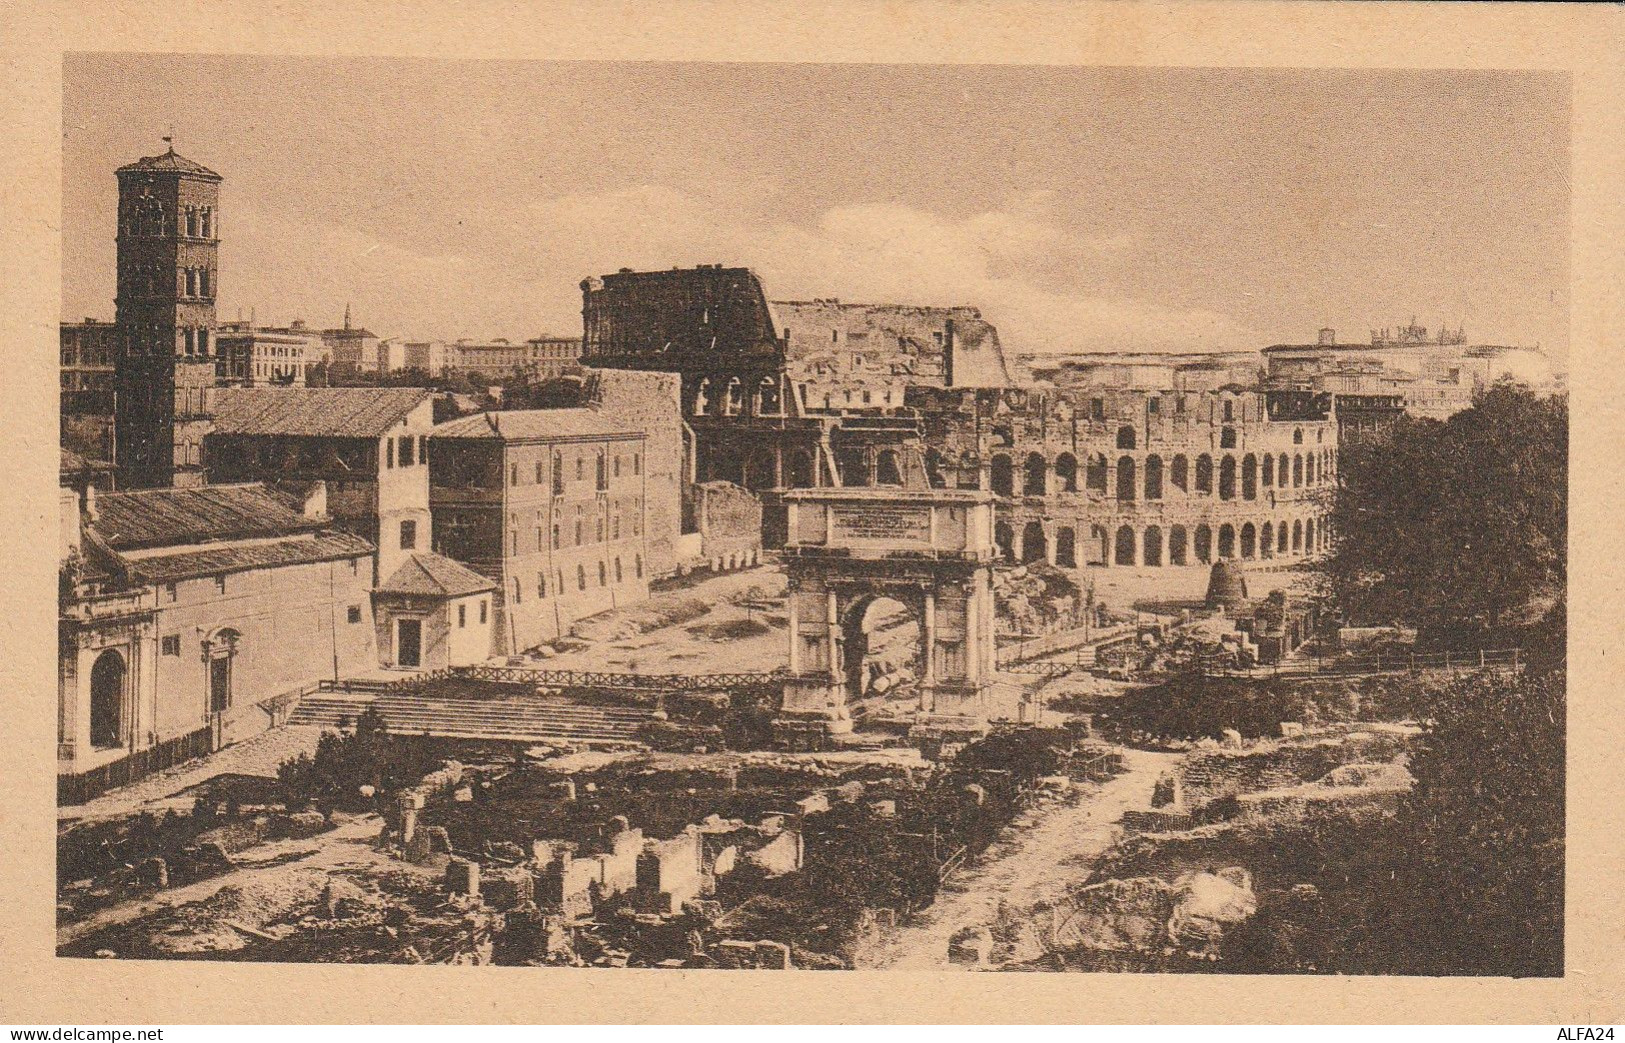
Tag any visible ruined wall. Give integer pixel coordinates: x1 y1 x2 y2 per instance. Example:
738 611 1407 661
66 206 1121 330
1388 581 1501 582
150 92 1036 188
692 480 763 568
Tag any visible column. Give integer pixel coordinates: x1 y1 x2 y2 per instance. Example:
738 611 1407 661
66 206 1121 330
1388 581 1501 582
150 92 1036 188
787 588 801 674
920 590 936 714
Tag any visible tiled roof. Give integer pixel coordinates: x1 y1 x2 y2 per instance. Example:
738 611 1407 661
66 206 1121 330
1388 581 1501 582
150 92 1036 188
431 408 640 442
127 532 374 584
90 484 323 550
211 387 431 438
115 148 222 180
377 552 496 598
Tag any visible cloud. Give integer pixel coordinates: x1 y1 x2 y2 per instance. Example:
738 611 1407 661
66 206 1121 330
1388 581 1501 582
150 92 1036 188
225 182 1257 353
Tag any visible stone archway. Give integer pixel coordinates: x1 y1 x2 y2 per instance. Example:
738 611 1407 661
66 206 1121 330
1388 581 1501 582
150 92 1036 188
776 487 998 746
839 593 923 707
89 649 127 750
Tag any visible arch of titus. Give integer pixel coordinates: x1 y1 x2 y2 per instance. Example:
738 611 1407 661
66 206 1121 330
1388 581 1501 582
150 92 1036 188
772 484 999 748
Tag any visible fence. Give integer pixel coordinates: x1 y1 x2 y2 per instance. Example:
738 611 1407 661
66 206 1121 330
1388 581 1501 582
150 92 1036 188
325 664 790 699
1202 647 1522 679
58 725 214 806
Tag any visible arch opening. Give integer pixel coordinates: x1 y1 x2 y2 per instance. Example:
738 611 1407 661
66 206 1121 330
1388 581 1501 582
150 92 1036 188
89 649 127 751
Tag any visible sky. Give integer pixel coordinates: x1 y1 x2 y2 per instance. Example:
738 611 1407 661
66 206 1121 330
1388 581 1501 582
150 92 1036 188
62 57 1571 360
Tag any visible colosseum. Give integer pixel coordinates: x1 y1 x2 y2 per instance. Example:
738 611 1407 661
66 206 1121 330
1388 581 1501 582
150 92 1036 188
902 385 1338 570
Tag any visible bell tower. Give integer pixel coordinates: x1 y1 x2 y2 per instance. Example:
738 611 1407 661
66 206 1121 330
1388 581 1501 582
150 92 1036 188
113 143 221 489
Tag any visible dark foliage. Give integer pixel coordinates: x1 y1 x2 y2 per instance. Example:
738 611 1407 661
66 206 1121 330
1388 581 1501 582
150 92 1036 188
276 709 443 809
1320 384 1566 638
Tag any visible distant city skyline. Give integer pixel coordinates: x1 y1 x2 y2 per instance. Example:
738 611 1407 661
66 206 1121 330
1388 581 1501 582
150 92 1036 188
63 56 1570 361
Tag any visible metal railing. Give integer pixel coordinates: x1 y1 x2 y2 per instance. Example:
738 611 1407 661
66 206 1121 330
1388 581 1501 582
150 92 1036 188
1201 647 1522 678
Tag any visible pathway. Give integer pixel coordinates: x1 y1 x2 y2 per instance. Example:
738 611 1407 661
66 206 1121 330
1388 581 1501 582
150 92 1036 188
870 746 1177 969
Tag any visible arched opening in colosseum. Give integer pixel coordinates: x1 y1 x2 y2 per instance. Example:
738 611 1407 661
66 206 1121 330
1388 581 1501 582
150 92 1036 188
1306 455 1316 485
1241 522 1257 559
1056 527 1077 567
1144 454 1163 500
1195 524 1213 563
745 448 777 491
837 447 869 487
724 378 744 416
1088 525 1110 566
1293 454 1304 487
1114 525 1136 566
1055 452 1078 493
1278 453 1289 488
1292 519 1304 551
1218 523 1236 559
693 378 711 415
1221 426 1237 449
1261 521 1274 558
991 454 1014 497
1242 454 1258 500
1196 454 1213 495
1293 427 1304 444
1306 519 1316 553
1023 453 1047 496
875 449 903 487
786 449 815 488
1263 453 1275 487
1117 426 1136 450
758 376 781 416
1086 454 1109 493
995 521 1015 561
1022 522 1047 565
1143 525 1163 566
1171 454 1188 493
840 595 921 709
1219 455 1237 500
1278 522 1290 555
1117 456 1137 501
1169 525 1188 565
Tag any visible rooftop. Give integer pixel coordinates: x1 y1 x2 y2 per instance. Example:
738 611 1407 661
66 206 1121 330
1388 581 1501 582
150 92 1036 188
115 147 221 180
211 387 430 439
89 483 325 551
126 531 373 584
377 552 496 598
431 408 641 443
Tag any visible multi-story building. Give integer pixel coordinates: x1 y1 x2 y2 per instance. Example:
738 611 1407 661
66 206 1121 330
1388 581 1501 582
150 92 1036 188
440 336 581 381
909 386 1337 569
204 386 436 584
215 320 317 386
429 409 650 653
61 319 119 464
528 335 582 380
112 146 222 489
321 310 384 372
58 482 376 802
1263 324 1558 420
400 340 446 376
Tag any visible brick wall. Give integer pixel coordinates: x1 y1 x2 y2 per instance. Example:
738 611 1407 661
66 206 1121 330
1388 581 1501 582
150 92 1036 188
587 369 686 578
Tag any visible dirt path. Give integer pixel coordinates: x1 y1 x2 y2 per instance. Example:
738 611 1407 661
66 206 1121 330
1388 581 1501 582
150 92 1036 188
57 814 402 949
870 746 1178 969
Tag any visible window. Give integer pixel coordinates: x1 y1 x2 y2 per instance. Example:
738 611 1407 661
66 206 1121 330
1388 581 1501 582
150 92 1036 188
161 635 181 656
458 603 467 628
400 520 417 550
552 523 561 549
576 456 584 480
596 452 608 491
1148 398 1159 414
400 436 415 467
1224 400 1234 422
577 565 587 591
598 561 607 586
552 452 564 494
347 605 362 624
536 460 544 484
615 557 623 583
635 554 643 579
165 582 178 602
634 453 641 476
513 578 522 604
215 575 227 594
387 439 395 468
596 516 605 542
479 599 488 624
510 462 519 486
575 518 583 545
538 571 547 598
614 455 622 478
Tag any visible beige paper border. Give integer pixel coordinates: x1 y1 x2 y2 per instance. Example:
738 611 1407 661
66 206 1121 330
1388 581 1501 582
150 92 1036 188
3 0 1622 1024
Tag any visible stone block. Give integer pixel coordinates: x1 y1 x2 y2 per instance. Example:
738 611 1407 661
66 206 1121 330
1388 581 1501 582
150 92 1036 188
446 857 481 897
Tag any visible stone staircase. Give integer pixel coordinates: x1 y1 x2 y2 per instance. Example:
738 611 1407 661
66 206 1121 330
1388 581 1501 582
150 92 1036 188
287 687 653 747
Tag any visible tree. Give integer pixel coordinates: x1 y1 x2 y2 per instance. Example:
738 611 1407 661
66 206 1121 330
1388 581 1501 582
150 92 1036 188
1320 383 1566 642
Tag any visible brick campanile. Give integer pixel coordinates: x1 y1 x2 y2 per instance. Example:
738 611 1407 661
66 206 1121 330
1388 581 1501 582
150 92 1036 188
113 145 222 489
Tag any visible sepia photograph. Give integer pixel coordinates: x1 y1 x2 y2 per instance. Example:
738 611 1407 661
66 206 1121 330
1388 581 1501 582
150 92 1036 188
50 52 1571 983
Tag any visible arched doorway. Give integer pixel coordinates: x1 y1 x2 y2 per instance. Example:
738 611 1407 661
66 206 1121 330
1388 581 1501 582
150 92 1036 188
1241 522 1257 559
1218 523 1236 559
840 595 921 708
1144 455 1163 500
1114 525 1136 566
990 455 1014 497
1021 522 1047 565
1055 453 1077 493
1143 525 1163 566
994 521 1015 562
89 649 126 750
1116 456 1137 501
205 628 241 716
1169 525 1188 565
1055 526 1077 567
1023 453 1047 496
